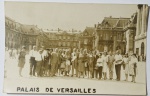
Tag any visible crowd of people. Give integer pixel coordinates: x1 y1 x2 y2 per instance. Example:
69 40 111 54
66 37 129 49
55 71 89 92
6 46 139 83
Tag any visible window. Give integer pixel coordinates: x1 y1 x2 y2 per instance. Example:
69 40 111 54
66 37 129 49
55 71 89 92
67 42 70 46
63 42 65 46
59 36 61 39
106 33 108 40
85 32 88 36
63 36 65 39
103 33 106 40
58 42 61 46
84 39 88 44
74 42 76 46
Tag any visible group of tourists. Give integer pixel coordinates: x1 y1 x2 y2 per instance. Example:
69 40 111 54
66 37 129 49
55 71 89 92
7 45 139 83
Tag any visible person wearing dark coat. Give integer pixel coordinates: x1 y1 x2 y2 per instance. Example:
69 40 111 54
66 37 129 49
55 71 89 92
88 51 94 78
50 48 58 77
78 49 85 78
93 51 99 78
18 46 26 77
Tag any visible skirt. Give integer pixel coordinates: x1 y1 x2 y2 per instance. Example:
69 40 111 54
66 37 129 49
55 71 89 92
102 63 107 72
60 61 66 69
125 64 129 74
65 65 71 71
78 60 85 72
129 64 136 76
18 58 25 68
36 61 42 74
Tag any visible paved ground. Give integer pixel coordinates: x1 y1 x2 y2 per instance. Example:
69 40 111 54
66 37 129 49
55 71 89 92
3 55 147 95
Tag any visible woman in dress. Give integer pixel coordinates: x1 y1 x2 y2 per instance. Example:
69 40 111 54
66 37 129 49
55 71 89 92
102 52 108 80
57 49 62 76
18 46 26 77
59 50 66 76
78 49 85 78
65 51 71 76
129 54 138 83
122 53 129 81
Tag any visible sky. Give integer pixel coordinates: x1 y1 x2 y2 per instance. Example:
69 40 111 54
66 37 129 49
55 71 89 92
5 2 138 31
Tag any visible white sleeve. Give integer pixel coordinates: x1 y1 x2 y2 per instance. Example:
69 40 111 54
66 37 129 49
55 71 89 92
120 55 123 60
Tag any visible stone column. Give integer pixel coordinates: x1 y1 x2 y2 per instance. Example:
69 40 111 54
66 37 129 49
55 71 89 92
129 30 134 52
137 5 141 35
36 37 39 50
125 30 129 53
95 32 99 50
93 37 95 50
145 5 149 33
113 32 117 52
141 5 146 34
78 41 80 49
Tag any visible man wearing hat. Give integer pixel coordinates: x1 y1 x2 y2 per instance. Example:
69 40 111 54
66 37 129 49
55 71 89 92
41 46 49 76
29 45 37 77
114 50 123 81
35 49 43 77
107 51 115 80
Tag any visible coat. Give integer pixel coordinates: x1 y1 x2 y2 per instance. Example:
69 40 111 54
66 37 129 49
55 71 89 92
50 52 58 65
18 50 26 68
88 56 94 72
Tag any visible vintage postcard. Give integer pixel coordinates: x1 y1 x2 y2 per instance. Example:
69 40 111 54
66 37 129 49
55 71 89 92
3 1 149 95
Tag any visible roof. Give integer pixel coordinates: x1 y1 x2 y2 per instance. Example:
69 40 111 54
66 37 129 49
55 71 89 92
20 24 40 34
99 17 130 28
82 27 95 36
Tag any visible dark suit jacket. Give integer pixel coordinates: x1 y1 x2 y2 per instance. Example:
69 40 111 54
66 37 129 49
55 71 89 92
50 52 58 64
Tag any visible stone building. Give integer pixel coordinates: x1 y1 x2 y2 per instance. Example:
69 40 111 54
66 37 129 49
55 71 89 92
124 13 137 54
79 27 94 50
5 17 49 51
94 16 129 54
134 4 149 57
43 29 79 50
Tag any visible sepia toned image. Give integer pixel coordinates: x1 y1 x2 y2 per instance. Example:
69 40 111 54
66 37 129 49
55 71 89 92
3 1 149 95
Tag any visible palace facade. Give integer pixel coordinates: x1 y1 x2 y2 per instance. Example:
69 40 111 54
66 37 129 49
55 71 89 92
94 16 129 54
5 17 50 51
134 4 149 57
43 30 79 49
79 27 95 50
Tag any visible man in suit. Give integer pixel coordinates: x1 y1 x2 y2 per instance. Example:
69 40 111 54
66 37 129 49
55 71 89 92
29 45 37 77
114 50 123 81
50 48 58 77
108 51 115 80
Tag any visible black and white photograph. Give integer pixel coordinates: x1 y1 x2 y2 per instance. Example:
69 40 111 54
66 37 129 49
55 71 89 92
3 1 149 95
